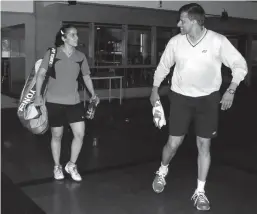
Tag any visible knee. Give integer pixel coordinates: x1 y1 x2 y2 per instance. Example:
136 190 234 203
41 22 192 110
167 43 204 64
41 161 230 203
166 135 184 150
197 137 211 156
73 130 85 141
51 130 63 142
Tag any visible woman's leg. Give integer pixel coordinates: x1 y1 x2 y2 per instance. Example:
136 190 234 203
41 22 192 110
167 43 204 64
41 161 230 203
65 121 85 181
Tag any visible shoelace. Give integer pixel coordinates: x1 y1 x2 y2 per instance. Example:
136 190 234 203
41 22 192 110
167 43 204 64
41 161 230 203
191 192 209 205
55 166 63 175
70 165 79 175
156 170 166 184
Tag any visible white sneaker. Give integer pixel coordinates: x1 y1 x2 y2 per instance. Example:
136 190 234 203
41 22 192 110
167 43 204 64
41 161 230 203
53 165 64 180
65 162 82 182
152 167 168 193
191 190 211 211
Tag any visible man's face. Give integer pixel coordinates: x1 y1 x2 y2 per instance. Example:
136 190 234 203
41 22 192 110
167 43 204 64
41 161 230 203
177 12 194 35
63 28 78 47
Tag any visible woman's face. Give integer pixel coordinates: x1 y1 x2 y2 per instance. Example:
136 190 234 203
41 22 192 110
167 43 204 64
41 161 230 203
63 27 78 47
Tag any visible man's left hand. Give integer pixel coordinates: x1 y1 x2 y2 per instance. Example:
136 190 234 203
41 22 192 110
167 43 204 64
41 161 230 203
220 91 234 110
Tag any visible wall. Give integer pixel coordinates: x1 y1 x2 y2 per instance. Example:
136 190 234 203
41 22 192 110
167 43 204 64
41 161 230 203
84 1 257 20
1 0 34 13
2 1 257 20
35 1 257 58
1 12 36 83
2 1 257 94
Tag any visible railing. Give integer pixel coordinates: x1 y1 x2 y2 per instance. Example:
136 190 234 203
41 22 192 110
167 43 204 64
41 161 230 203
88 66 172 90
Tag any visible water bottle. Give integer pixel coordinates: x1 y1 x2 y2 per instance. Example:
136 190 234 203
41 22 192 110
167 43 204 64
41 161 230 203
86 96 100 120
93 138 97 146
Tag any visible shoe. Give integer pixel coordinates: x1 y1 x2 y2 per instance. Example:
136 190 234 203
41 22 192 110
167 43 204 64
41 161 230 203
191 191 210 211
152 167 168 193
65 162 82 182
53 165 64 180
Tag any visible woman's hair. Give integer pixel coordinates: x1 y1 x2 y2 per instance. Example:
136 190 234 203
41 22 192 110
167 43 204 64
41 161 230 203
54 24 76 47
179 3 205 26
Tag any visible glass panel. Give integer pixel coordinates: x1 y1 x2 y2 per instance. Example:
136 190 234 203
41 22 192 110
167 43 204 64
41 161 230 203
252 40 257 86
252 40 257 65
10 39 20 57
229 38 238 49
156 27 173 63
128 26 151 65
125 67 155 87
1 38 10 58
95 24 122 66
76 25 90 58
2 38 24 58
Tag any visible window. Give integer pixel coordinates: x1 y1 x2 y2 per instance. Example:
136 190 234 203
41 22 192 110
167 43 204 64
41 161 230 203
95 24 122 66
76 25 90 58
1 38 10 58
128 26 151 65
156 27 173 63
252 40 257 65
229 38 239 49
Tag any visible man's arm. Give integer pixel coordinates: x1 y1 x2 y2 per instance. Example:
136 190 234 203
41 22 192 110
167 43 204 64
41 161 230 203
219 36 248 110
150 39 175 106
220 36 248 92
153 40 176 89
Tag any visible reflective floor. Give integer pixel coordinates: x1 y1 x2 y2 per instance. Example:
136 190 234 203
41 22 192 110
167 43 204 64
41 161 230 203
2 84 257 214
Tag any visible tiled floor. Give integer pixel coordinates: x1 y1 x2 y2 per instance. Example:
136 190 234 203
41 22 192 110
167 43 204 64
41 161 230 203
1 84 257 214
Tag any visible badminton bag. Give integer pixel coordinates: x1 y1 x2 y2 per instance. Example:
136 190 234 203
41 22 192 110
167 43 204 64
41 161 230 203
17 48 56 134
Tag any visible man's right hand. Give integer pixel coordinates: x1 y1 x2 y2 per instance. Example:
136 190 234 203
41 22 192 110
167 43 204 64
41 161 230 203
34 95 43 106
150 88 160 107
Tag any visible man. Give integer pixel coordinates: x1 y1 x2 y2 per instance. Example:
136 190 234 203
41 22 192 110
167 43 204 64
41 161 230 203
150 3 247 211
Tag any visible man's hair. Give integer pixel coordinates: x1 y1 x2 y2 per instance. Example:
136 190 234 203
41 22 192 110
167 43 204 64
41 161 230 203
179 3 205 26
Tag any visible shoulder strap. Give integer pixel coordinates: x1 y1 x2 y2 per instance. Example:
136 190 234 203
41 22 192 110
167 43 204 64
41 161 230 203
41 48 57 95
48 48 57 68
45 47 57 78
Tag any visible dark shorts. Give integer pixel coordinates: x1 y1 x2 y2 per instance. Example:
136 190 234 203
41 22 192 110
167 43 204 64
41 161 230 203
46 102 85 127
168 90 220 138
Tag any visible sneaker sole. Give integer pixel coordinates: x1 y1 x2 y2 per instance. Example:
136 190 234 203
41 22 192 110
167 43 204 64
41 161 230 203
54 177 65 180
152 182 164 193
196 205 210 211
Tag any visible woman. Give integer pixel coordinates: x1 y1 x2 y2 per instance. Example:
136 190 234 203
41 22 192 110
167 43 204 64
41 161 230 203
35 25 98 181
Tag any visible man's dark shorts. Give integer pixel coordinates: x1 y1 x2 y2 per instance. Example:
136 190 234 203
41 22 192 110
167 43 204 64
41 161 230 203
168 90 220 138
46 102 85 127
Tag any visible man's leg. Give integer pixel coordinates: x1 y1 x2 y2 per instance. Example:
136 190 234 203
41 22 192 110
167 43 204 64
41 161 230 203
162 135 185 166
191 136 211 211
152 135 184 193
196 136 211 191
192 91 219 211
152 91 192 193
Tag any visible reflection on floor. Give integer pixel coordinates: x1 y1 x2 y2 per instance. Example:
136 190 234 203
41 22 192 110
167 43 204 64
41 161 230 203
1 84 257 214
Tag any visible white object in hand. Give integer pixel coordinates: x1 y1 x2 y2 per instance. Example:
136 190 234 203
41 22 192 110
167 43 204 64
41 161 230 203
152 100 166 129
